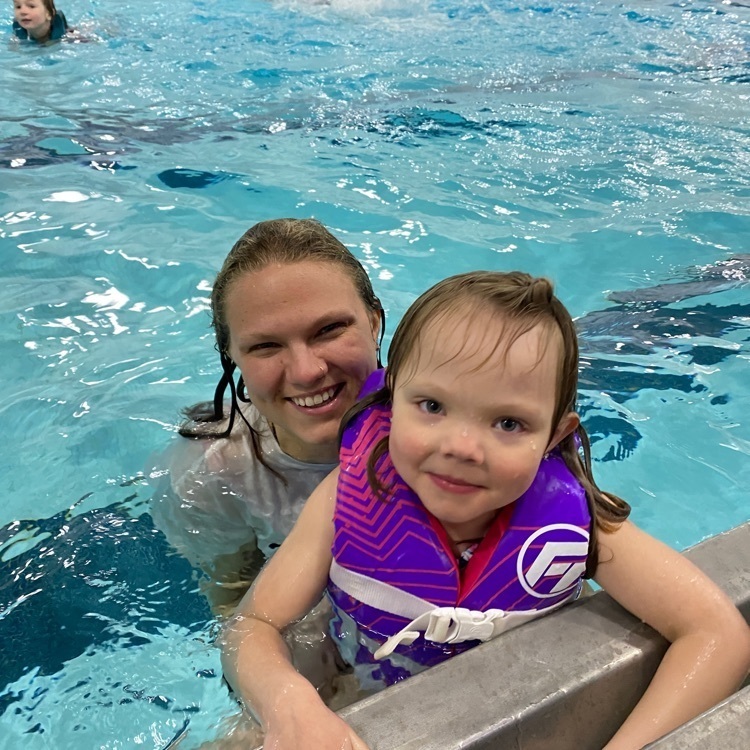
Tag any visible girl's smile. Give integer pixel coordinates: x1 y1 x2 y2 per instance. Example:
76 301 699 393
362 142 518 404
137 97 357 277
427 471 485 494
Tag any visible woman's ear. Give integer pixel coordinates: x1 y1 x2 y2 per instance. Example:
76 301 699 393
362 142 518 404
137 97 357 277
369 307 382 341
547 411 579 453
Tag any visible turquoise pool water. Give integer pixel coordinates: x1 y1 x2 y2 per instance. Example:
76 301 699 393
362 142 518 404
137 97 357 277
1 0 749 747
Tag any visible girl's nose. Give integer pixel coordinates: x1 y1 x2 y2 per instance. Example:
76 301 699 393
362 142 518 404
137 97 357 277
440 424 484 464
286 345 327 386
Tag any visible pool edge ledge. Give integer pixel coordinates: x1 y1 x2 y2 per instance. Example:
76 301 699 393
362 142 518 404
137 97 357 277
644 683 750 749
341 522 750 750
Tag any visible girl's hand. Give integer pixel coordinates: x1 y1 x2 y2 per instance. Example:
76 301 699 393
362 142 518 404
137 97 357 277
263 697 370 750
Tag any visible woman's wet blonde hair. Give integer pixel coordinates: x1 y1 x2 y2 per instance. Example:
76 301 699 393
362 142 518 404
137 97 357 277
342 270 630 577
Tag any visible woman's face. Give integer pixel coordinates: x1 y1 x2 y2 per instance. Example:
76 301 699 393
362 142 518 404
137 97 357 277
225 260 380 463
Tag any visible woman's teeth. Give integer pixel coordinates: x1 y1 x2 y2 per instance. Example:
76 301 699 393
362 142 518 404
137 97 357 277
291 387 336 408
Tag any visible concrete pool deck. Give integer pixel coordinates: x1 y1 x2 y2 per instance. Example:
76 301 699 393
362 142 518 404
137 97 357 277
340 522 750 749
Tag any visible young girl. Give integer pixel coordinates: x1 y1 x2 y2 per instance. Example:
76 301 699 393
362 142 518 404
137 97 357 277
222 271 750 750
12 0 68 43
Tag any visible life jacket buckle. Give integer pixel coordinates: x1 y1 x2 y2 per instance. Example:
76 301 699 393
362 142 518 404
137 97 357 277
424 607 500 644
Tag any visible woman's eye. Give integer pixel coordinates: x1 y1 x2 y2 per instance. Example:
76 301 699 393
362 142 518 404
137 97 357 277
317 321 346 337
247 342 279 355
418 399 443 416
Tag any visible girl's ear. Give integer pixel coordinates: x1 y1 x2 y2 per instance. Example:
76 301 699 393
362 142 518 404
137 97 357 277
547 411 579 453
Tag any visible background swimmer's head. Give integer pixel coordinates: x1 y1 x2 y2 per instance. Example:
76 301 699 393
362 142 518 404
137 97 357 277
385 271 579 441
211 218 383 358
13 0 56 22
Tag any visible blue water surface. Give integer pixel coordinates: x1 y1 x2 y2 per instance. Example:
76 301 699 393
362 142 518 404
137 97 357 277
1 0 749 747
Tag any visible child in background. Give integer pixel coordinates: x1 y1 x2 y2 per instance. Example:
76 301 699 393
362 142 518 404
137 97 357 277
12 0 68 43
221 271 750 750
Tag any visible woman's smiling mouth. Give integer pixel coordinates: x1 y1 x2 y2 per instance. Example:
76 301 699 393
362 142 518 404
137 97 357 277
289 385 341 409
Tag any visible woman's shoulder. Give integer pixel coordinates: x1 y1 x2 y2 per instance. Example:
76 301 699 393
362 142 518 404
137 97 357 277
170 400 335 480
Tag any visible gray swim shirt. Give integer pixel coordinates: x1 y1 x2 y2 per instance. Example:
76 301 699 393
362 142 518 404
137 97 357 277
149 402 336 568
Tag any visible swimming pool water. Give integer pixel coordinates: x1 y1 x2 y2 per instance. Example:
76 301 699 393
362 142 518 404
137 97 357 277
1 0 749 747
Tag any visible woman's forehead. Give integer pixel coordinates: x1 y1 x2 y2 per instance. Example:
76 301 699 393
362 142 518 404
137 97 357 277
225 260 365 329
246 258 353 286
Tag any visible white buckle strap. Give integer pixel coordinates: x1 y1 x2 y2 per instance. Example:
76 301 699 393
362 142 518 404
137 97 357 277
330 559 578 661
373 605 553 660
330 558 434 622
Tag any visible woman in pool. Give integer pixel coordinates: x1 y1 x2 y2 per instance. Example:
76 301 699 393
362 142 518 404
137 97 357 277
12 0 69 43
221 271 750 750
150 218 383 614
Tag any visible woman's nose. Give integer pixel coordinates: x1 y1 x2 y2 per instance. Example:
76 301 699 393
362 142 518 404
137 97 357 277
286 345 327 385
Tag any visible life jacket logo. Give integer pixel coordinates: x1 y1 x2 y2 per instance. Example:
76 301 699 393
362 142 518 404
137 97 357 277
517 524 590 599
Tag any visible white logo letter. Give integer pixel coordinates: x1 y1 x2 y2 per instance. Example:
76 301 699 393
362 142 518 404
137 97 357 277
517 524 590 599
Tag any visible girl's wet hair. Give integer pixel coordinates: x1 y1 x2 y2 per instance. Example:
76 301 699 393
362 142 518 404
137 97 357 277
341 270 630 577
179 218 384 474
41 0 57 16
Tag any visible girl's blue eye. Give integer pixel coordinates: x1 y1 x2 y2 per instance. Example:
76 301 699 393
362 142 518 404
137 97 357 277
418 399 443 415
497 418 521 432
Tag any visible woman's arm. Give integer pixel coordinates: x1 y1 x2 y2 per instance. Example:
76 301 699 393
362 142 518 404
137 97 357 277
594 520 750 750
220 469 370 750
